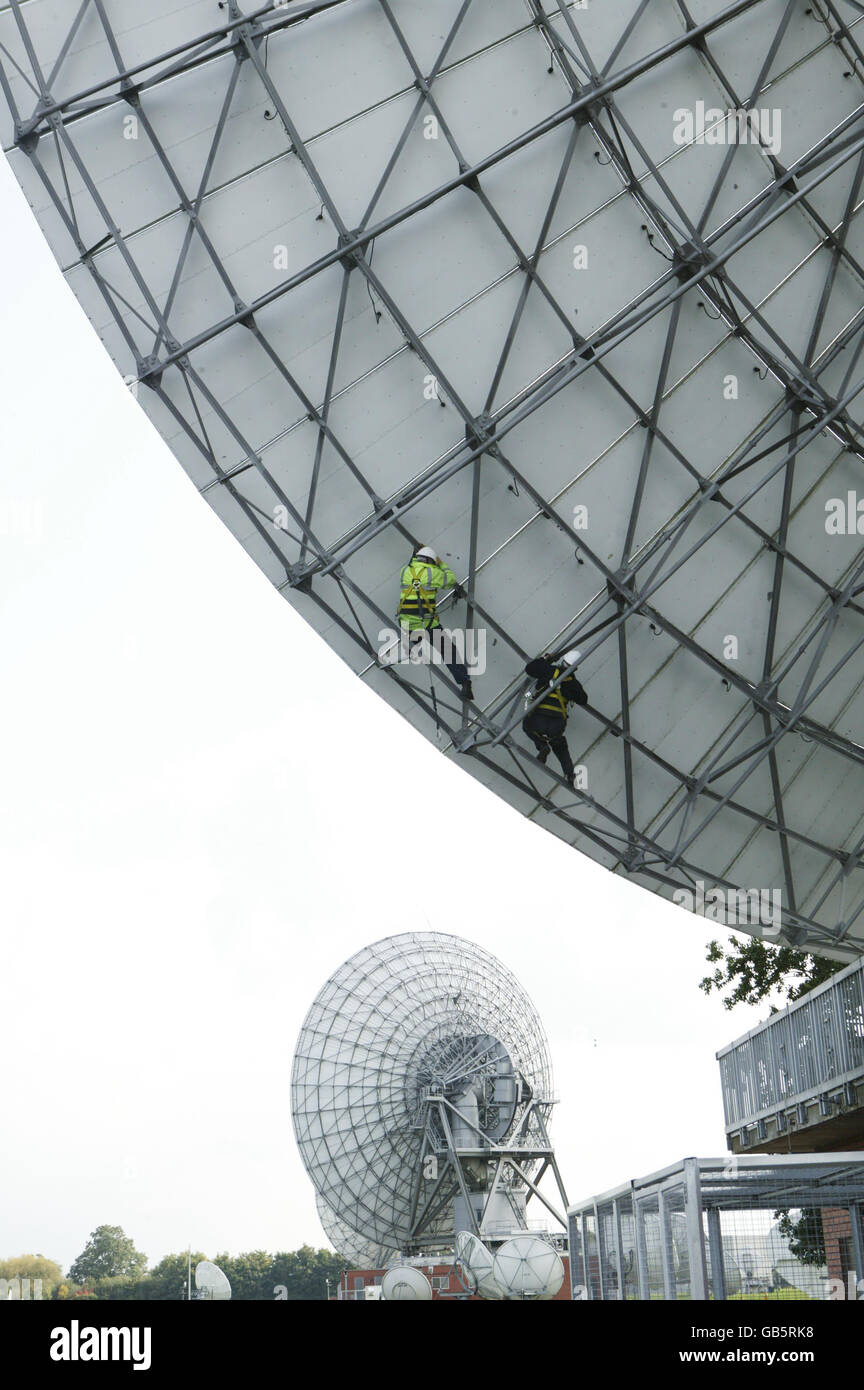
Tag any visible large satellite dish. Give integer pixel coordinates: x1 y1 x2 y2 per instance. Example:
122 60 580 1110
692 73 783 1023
3 2 864 955
315 1191 395 1269
291 931 567 1252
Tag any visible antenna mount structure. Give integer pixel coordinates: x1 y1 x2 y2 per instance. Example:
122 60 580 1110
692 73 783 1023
292 932 568 1255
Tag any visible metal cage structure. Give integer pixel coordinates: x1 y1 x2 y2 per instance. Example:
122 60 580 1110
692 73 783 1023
291 931 569 1254
568 1154 864 1300
718 955 864 1152
4 1 864 953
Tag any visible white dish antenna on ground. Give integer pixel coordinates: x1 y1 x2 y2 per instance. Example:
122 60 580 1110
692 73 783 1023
380 1267 432 1302
455 1230 504 1301
3 3 863 958
492 1235 565 1301
292 932 568 1252
194 1260 232 1302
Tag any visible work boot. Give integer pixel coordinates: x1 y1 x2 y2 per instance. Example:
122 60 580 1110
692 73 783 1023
462 680 474 701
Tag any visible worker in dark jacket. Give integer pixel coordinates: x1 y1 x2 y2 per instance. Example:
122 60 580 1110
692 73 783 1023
522 650 587 787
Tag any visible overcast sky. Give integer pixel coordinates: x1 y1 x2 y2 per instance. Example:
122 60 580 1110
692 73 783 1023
0 152 772 1275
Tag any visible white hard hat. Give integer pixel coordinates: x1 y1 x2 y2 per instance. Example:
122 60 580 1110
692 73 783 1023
414 545 438 561
562 648 581 666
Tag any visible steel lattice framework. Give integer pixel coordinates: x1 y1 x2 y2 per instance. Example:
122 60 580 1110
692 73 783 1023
3 0 864 953
291 932 563 1252
314 1191 395 1267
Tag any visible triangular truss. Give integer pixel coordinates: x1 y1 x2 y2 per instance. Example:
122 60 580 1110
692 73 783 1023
4 0 864 953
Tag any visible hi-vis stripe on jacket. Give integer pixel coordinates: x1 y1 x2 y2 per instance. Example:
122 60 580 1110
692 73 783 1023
524 659 589 718
397 557 457 629
536 667 568 717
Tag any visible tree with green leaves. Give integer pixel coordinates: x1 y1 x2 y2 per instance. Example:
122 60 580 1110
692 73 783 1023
44 1243 347 1301
700 935 842 1011
68 1226 147 1284
270 1246 345 1300
0 1254 64 1299
87 1274 158 1301
774 1209 826 1268
146 1251 207 1301
208 1250 272 1300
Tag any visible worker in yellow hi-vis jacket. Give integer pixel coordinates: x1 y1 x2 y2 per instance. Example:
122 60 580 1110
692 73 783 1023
397 544 473 699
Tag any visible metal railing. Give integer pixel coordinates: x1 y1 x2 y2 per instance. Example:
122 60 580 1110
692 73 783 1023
568 1156 864 1301
717 959 864 1132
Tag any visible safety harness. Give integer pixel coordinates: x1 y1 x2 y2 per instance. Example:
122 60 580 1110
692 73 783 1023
397 560 440 629
534 665 568 719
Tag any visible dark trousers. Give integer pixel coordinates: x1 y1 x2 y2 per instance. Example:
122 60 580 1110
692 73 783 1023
406 628 470 691
523 710 573 778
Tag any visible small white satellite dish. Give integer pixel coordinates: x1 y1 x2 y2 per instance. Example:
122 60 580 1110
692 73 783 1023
380 1267 432 1301
492 1235 564 1301
455 1231 505 1301
194 1260 232 1302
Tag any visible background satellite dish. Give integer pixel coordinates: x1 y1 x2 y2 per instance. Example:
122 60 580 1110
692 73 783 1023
194 1260 231 1302
291 932 558 1251
492 1236 564 1301
455 1230 504 1301
381 1267 432 1302
4 4 864 956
